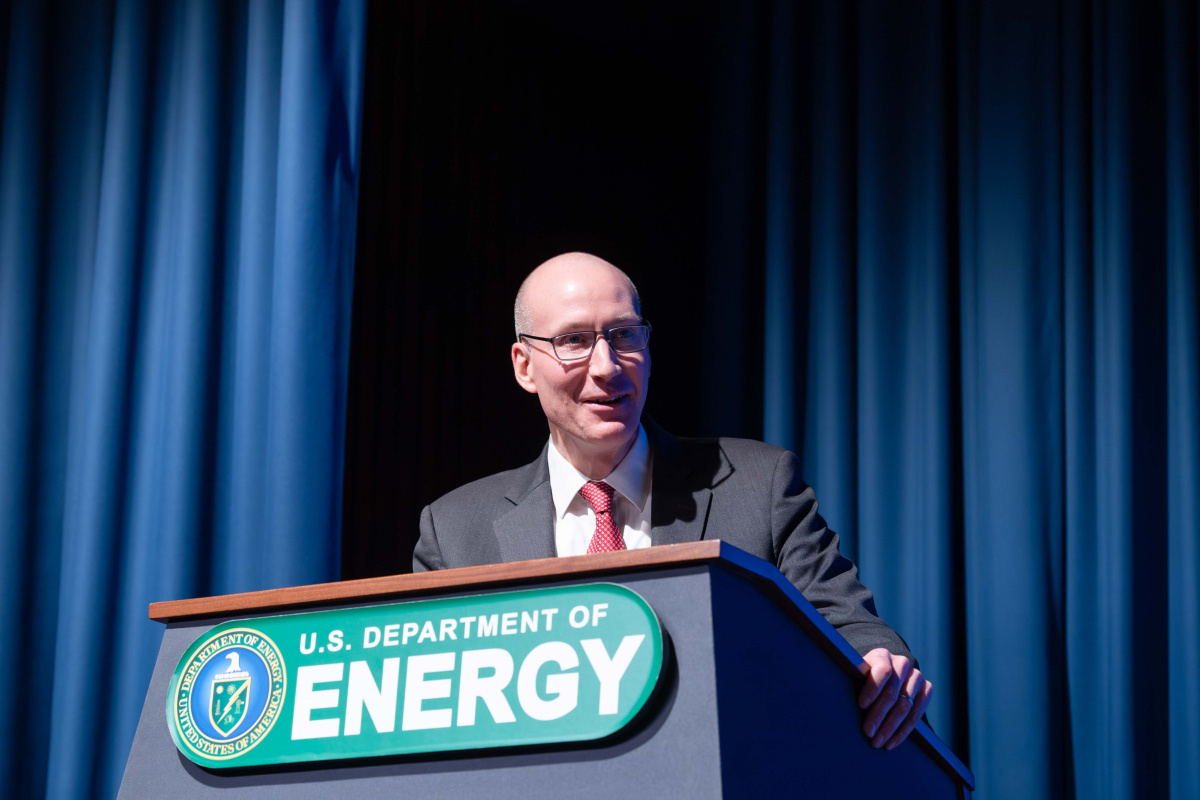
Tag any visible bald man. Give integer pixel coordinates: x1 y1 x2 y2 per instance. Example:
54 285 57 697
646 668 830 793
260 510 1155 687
413 252 933 749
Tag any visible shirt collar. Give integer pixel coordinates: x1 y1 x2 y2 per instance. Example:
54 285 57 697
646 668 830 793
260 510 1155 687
547 424 652 520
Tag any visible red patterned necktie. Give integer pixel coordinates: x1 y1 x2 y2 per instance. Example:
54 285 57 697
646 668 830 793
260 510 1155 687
579 481 626 553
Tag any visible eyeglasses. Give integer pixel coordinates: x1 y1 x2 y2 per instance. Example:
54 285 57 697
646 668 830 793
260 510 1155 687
518 322 652 361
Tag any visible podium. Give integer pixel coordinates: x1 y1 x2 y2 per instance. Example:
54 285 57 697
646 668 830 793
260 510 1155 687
120 541 974 798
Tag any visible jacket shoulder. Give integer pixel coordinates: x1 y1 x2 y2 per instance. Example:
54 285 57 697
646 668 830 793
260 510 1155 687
673 433 792 474
709 435 789 458
428 456 546 516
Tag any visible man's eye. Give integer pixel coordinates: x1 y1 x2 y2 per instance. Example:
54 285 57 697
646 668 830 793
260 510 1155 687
561 334 588 346
611 327 634 340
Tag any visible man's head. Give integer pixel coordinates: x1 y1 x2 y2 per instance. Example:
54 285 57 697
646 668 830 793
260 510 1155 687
511 252 650 478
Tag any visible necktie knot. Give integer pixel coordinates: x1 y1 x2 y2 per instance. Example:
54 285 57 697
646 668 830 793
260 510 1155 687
579 481 615 515
579 481 624 554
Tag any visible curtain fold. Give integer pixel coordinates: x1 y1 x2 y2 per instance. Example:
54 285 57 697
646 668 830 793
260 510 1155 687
1165 3 1200 798
0 0 364 797
758 1 1199 797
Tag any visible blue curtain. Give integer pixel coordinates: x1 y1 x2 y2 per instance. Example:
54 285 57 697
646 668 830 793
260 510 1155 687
0 0 364 796
758 1 1199 798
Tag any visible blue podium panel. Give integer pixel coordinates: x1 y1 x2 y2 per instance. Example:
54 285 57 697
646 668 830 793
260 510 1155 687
708 567 960 798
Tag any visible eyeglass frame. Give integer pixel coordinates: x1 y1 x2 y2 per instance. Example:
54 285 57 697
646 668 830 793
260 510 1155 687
517 320 653 362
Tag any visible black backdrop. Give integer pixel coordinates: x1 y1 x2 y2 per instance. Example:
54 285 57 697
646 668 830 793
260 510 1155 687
342 0 770 579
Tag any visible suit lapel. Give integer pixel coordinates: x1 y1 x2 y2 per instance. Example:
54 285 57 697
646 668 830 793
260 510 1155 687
494 450 557 563
648 420 729 546
494 423 731 557
652 486 712 546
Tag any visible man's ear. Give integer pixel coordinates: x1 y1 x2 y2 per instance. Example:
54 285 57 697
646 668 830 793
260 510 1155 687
512 342 538 394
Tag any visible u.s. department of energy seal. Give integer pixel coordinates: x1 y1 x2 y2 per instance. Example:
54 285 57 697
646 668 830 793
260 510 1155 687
168 627 286 762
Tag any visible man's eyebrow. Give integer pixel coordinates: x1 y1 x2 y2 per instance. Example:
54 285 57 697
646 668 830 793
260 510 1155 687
552 316 643 333
551 316 642 334
607 316 644 327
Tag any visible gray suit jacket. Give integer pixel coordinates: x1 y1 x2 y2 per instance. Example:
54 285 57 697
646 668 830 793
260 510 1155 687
413 420 912 659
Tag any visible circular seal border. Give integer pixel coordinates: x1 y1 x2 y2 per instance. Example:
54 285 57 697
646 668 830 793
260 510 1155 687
184 643 269 746
170 627 288 762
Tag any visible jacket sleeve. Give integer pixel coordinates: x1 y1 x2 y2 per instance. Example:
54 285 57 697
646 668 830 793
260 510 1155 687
770 449 915 661
413 504 447 572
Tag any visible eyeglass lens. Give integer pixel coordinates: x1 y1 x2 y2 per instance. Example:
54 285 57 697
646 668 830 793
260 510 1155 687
553 326 650 359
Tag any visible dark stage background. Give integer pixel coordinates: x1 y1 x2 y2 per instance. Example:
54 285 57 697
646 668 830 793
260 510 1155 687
342 0 769 581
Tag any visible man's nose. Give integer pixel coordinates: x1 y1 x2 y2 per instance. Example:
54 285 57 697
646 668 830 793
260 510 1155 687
588 337 622 378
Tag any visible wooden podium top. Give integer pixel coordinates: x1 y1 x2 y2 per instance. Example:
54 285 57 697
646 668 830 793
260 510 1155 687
150 541 728 622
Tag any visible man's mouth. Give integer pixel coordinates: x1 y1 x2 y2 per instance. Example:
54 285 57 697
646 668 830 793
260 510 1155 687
584 394 626 406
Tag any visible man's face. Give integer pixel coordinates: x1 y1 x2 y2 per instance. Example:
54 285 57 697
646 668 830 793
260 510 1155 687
512 258 650 473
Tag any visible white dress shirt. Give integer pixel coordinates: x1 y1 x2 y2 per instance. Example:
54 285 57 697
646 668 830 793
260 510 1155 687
547 424 653 556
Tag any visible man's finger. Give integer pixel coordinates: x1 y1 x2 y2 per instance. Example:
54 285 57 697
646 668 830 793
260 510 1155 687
857 650 895 710
902 668 923 699
883 679 934 750
870 691 912 748
862 655 911 718
857 660 893 710
889 654 915 689
862 659 917 744
861 671 902 736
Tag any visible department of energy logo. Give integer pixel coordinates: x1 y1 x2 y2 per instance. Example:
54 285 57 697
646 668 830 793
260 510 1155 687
170 628 286 761
166 584 664 769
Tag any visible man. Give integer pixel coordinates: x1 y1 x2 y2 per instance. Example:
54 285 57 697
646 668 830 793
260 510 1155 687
414 252 932 749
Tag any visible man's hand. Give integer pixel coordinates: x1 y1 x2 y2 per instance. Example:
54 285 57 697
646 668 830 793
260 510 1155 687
857 648 933 749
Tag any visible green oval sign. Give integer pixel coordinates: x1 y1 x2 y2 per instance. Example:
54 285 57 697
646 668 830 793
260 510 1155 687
166 583 665 769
